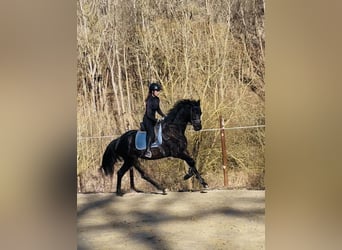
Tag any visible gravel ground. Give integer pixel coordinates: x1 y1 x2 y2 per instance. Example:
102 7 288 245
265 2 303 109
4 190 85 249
78 189 265 250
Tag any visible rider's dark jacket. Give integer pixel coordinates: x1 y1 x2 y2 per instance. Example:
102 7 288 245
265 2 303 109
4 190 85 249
143 95 165 124
143 95 165 146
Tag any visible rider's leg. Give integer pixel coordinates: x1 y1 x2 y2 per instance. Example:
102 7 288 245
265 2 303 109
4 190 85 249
144 125 155 158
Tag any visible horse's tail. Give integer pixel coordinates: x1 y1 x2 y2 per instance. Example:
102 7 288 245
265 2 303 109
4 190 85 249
100 137 121 177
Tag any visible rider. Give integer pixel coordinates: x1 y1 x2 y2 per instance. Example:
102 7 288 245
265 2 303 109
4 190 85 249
142 82 166 158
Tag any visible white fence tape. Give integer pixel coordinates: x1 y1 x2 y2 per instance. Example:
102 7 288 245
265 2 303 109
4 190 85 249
198 124 265 132
77 125 265 141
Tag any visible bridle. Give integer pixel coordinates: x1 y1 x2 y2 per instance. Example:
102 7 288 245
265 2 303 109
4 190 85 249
190 106 202 127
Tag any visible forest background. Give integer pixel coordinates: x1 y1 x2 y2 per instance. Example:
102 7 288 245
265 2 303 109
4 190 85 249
77 0 265 192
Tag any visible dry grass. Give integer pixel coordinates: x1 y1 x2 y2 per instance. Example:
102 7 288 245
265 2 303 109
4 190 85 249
77 0 265 192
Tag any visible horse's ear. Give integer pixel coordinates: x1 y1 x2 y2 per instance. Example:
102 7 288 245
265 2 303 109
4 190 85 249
197 99 201 105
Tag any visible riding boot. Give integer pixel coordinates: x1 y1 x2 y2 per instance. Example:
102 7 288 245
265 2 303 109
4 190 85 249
144 147 152 158
144 137 153 158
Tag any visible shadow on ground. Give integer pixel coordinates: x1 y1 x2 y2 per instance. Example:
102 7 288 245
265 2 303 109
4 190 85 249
78 190 265 250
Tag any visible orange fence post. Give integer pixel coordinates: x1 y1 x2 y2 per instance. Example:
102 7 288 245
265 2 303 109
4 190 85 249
219 115 228 187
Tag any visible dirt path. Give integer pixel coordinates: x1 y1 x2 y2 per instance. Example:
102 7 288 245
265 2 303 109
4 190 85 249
78 190 265 250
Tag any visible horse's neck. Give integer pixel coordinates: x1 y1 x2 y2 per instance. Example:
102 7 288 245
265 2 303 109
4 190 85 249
164 110 189 133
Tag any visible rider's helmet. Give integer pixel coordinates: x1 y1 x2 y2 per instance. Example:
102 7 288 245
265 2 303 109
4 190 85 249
149 82 162 92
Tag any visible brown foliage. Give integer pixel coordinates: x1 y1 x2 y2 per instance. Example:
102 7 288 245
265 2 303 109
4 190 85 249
77 0 265 192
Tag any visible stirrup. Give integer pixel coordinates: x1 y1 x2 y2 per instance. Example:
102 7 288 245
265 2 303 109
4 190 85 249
144 150 152 158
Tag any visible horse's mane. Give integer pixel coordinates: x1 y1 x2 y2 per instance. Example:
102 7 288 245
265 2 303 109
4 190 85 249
165 99 199 121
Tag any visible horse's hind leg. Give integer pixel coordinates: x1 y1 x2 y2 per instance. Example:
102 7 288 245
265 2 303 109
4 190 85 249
116 160 133 196
129 168 143 193
133 160 166 194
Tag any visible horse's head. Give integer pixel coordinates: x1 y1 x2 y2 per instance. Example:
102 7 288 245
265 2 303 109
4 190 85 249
165 99 202 131
190 100 202 131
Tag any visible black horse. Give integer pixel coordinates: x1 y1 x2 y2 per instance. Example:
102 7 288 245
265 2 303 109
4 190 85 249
100 99 208 196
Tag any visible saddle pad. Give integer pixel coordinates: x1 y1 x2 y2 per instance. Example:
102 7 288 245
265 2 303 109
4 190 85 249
135 124 162 150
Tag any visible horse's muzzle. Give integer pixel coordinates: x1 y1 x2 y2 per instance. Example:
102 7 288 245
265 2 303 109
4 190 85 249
193 123 202 131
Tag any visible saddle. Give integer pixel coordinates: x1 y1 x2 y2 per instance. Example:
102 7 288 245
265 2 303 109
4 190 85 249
135 123 162 150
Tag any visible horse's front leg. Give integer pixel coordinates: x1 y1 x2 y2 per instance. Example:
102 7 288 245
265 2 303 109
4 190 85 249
178 151 208 189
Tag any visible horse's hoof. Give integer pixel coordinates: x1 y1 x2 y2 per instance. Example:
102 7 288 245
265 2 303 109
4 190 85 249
162 188 168 195
200 184 209 193
116 191 124 196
